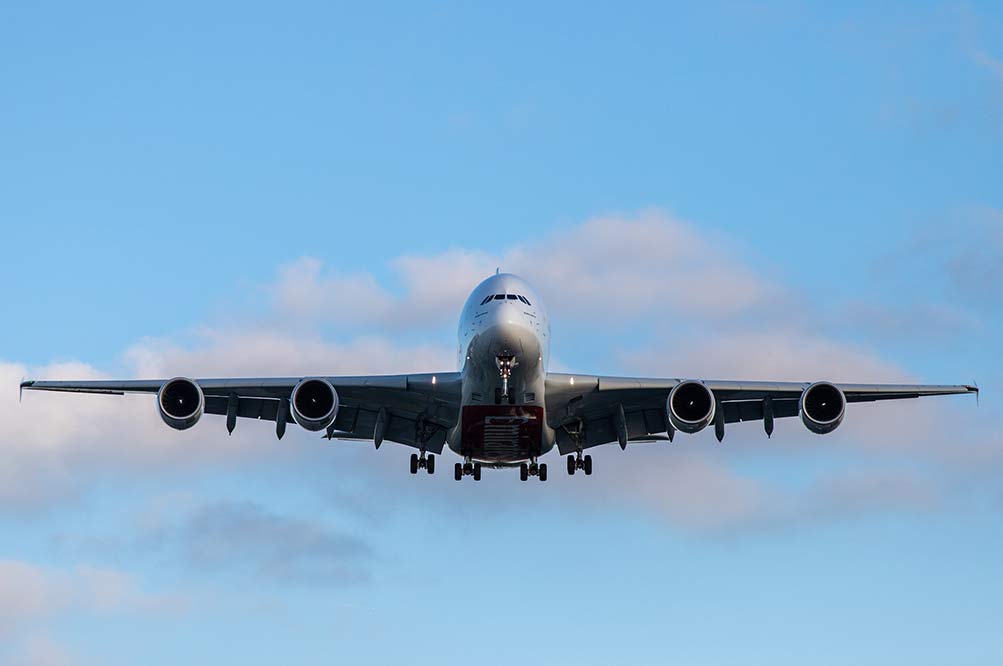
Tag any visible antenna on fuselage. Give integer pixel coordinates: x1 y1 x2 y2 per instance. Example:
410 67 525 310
496 267 500 275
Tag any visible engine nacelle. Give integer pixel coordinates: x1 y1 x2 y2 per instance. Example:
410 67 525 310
799 381 846 435
667 380 717 434
291 378 340 432
158 377 204 430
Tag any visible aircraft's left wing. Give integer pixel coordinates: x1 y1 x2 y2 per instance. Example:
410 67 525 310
20 373 462 453
545 374 978 454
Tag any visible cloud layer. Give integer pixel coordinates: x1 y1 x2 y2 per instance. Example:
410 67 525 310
2 210 996 528
0 559 181 665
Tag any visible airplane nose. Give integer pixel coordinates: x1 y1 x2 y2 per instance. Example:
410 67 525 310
482 313 539 360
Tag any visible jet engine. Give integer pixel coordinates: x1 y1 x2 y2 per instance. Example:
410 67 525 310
799 381 846 434
666 380 717 434
291 378 340 431
157 377 205 430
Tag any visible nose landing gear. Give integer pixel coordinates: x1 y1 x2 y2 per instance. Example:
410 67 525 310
567 451 592 476
495 354 517 404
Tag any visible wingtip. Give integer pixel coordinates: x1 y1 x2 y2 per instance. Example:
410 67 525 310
19 378 32 403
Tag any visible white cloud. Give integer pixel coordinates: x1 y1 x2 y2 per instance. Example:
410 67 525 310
0 559 180 657
0 330 457 509
6 634 76 666
267 211 788 329
0 561 163 623
503 212 784 321
551 440 949 536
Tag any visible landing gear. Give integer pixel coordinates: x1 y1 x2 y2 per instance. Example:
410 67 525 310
495 354 517 404
454 457 481 481
410 451 434 475
519 458 547 482
567 452 593 476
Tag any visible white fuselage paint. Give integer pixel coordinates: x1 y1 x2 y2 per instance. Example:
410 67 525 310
446 273 555 462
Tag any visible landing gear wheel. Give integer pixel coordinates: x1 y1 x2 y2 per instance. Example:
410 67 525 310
473 463 482 481
454 462 463 481
539 463 548 482
584 455 593 476
567 455 576 476
426 454 435 475
409 453 418 475
520 463 529 481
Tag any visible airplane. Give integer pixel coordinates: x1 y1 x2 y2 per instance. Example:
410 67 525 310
19 272 979 482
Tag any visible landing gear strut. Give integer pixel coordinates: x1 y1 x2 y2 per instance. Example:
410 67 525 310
519 458 547 482
495 354 516 404
409 450 435 475
567 451 592 476
454 457 482 481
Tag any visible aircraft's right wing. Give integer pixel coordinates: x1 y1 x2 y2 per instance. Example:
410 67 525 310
544 374 978 454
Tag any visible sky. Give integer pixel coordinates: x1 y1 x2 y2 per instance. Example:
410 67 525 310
1 1 1002 664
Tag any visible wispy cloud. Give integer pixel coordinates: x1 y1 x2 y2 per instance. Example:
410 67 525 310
268 211 790 330
0 560 182 665
144 500 373 586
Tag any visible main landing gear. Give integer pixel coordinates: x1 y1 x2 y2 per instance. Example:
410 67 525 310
409 451 435 475
454 457 482 481
519 458 547 482
567 452 592 476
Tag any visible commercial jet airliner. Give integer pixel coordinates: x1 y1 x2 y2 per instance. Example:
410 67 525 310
20 273 978 481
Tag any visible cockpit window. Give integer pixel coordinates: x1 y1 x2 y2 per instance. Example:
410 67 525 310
494 294 505 300
480 295 493 306
518 295 531 305
506 294 518 300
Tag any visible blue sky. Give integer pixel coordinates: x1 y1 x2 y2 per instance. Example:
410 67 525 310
1 2 1001 664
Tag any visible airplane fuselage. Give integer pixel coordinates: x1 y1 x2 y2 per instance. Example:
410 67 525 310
448 273 555 464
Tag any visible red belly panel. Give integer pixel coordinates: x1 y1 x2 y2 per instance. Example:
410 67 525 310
461 405 544 461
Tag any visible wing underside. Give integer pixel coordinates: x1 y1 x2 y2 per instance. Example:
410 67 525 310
20 374 462 453
544 374 978 454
